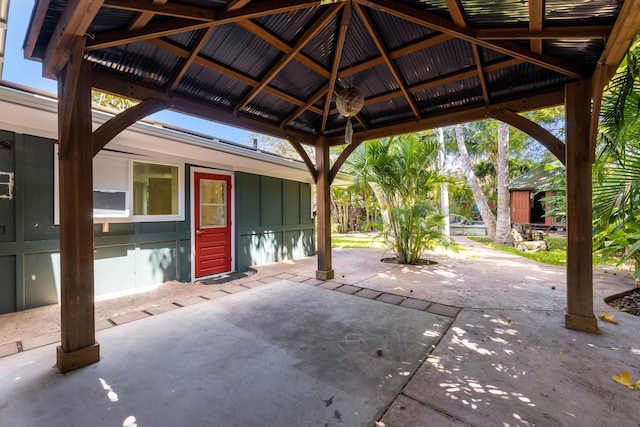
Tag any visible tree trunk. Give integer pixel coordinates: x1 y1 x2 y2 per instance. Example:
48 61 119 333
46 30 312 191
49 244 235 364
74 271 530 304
455 124 496 240
438 127 451 240
495 121 511 244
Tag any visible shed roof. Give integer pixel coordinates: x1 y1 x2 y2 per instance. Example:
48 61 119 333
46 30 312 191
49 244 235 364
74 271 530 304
23 0 639 146
509 166 565 192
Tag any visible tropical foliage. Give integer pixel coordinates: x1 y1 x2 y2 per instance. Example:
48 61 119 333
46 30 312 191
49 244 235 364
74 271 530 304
592 36 640 284
349 133 451 264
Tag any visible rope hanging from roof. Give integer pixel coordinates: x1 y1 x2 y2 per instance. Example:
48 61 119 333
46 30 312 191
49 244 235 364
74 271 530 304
335 87 364 144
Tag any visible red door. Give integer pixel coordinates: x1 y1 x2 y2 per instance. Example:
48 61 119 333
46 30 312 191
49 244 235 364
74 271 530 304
511 191 530 224
194 173 232 277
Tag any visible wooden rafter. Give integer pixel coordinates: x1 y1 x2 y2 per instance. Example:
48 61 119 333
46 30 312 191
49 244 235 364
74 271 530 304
148 38 324 115
236 20 330 79
528 0 544 54
43 0 104 78
444 0 466 27
355 3 420 119
234 3 344 115
338 33 452 78
321 5 352 133
329 87 565 144
360 0 587 79
476 26 612 40
226 0 252 12
91 68 319 145
89 0 322 51
281 84 329 128
129 0 168 31
167 26 215 91
103 0 216 20
472 45 489 105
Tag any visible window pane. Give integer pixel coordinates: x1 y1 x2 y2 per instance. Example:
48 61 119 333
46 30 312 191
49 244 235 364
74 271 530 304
201 206 225 227
200 179 225 227
133 162 179 216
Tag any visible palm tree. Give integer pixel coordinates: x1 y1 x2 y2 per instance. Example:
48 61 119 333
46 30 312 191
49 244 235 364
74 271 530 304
454 124 497 240
495 121 511 244
349 133 450 264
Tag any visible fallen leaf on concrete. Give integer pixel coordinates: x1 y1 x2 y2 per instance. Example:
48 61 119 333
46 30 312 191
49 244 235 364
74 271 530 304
393 287 404 291
612 371 636 389
598 312 618 324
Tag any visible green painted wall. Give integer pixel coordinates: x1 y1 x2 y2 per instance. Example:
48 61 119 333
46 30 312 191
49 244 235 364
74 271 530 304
0 130 315 314
0 131 191 314
235 172 315 272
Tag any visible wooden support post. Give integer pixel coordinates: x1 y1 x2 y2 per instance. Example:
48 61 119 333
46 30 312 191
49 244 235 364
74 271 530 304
564 80 598 333
315 137 334 280
56 56 100 372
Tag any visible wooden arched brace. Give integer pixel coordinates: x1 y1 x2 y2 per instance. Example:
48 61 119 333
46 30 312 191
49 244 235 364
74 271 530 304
288 139 318 183
92 98 169 157
490 109 565 165
329 138 364 185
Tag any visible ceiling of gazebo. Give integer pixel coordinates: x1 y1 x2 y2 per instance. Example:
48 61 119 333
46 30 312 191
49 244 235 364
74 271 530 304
23 0 638 146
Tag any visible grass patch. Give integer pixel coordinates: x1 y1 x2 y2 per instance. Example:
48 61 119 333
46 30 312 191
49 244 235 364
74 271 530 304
332 233 388 249
468 236 607 266
468 236 568 266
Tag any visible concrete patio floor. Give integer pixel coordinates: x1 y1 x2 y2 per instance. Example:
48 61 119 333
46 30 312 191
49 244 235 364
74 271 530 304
1 237 640 426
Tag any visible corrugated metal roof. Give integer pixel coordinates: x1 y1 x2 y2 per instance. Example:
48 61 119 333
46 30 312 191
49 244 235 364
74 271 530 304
199 24 280 80
24 0 629 144
462 0 530 27
255 6 323 45
338 10 380 69
175 63 249 109
369 8 436 51
301 13 339 69
269 60 326 101
85 42 181 89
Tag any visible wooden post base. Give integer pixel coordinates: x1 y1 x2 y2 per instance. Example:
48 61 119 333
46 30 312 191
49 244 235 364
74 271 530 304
316 269 334 280
56 342 100 373
564 311 599 333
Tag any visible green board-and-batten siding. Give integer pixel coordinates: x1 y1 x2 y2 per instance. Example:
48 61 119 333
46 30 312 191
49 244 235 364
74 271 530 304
235 172 315 272
0 130 315 314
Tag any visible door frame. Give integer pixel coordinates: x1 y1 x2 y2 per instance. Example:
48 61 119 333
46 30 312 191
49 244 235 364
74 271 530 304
190 167 235 280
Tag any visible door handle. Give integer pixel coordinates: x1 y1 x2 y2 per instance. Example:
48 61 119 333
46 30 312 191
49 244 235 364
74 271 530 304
195 230 202 235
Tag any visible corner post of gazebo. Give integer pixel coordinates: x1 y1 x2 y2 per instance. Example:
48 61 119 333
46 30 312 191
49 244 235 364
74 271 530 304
315 136 334 280
56 43 100 372
564 79 598 333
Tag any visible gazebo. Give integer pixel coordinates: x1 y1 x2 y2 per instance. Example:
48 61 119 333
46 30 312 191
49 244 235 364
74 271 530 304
23 0 640 372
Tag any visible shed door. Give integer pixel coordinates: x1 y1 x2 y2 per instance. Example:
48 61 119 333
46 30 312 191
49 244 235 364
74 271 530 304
194 173 232 277
511 191 530 224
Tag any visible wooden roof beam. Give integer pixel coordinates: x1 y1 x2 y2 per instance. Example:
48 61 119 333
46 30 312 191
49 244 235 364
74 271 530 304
355 3 420 119
43 0 104 78
472 45 489 105
281 84 329 128
444 0 467 27
104 0 216 20
328 87 565 144
91 68 319 145
360 0 588 79
88 0 323 51
225 0 252 12
338 33 451 78
234 3 343 115
148 38 324 115
476 26 613 40
128 0 168 31
321 5 352 133
528 0 544 54
167 27 215 91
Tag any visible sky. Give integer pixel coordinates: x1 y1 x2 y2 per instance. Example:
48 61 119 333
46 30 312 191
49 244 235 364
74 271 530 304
3 0 253 145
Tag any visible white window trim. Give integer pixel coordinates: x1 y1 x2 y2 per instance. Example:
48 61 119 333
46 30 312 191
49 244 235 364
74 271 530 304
54 146 185 224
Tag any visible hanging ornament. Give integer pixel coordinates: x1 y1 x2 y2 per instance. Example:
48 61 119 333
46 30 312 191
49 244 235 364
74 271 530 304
335 87 364 144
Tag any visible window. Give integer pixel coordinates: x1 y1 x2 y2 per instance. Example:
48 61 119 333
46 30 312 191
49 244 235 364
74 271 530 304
54 148 184 223
133 162 179 216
